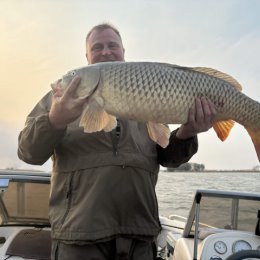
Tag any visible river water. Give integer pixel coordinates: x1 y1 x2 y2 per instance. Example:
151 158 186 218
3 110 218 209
156 170 260 218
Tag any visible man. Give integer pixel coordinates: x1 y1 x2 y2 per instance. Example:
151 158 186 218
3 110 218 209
18 23 216 260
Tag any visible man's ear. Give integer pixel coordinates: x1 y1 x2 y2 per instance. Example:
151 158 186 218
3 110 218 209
85 53 90 64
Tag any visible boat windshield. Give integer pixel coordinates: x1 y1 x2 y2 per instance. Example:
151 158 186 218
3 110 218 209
199 196 259 232
183 189 260 237
0 177 50 225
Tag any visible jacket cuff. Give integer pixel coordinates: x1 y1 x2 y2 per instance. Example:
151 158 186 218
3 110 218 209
157 128 198 168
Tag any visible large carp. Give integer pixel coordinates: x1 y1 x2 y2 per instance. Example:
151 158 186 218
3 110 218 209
58 61 260 161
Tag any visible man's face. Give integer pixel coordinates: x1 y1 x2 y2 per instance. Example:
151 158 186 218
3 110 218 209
86 28 125 64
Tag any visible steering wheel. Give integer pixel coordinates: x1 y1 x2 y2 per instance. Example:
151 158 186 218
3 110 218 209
226 250 260 260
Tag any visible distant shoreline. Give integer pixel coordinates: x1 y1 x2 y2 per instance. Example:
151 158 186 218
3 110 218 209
163 169 260 173
2 168 260 174
204 170 260 173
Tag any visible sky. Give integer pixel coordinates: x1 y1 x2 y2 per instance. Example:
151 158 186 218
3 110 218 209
0 0 260 171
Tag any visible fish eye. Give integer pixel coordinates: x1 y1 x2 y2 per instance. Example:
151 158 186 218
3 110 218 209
68 70 77 76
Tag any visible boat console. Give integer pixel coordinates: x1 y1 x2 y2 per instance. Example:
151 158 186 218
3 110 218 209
159 189 260 260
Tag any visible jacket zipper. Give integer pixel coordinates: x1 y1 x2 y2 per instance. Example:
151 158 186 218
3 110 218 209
60 173 74 226
110 119 120 156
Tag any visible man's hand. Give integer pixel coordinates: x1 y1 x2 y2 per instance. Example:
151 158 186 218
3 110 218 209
176 97 216 139
49 76 87 129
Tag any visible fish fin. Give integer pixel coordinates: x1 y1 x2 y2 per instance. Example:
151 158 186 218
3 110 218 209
147 122 171 148
245 127 260 162
192 67 242 91
79 100 117 132
213 120 235 141
103 116 117 132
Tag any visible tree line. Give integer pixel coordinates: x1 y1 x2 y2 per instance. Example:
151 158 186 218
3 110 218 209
167 162 205 172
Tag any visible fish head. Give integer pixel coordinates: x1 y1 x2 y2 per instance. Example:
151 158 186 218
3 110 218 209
60 65 101 98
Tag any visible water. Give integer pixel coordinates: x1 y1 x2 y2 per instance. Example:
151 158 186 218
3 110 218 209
156 170 260 218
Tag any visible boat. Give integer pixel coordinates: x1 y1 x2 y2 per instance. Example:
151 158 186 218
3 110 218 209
0 170 260 260
158 190 260 260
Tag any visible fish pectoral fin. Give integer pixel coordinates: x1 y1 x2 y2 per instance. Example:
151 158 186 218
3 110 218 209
147 122 171 148
103 116 117 132
213 120 235 141
245 127 260 162
79 100 117 132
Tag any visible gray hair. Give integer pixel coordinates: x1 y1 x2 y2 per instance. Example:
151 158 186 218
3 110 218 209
86 23 123 46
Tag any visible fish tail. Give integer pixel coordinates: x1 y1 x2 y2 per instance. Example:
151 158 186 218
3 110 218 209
213 120 235 141
245 127 260 162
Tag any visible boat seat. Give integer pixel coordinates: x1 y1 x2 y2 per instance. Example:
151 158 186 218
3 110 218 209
6 229 51 260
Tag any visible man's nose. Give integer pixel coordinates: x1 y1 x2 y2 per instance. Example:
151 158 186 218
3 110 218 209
102 45 111 55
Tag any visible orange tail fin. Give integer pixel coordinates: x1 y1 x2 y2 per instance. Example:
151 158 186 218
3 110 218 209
213 120 235 141
245 127 260 162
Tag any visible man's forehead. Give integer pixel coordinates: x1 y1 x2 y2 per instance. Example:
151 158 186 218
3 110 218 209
88 29 122 45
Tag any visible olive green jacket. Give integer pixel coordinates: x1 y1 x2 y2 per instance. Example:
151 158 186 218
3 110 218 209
18 91 198 242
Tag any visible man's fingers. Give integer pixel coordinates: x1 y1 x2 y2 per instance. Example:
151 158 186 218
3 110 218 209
53 90 63 99
195 98 204 123
207 98 217 115
51 79 64 99
202 97 217 124
187 102 196 124
52 87 63 98
178 97 216 138
201 97 212 123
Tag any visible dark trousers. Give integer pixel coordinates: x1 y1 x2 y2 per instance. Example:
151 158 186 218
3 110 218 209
52 237 156 260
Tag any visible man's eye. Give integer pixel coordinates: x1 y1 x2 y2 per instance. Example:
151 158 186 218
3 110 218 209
109 43 119 49
92 45 103 51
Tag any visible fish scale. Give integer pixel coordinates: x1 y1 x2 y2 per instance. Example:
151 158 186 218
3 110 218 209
101 62 258 124
59 61 260 160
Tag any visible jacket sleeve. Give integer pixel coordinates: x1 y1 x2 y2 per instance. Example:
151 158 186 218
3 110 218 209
17 92 66 165
157 128 198 168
